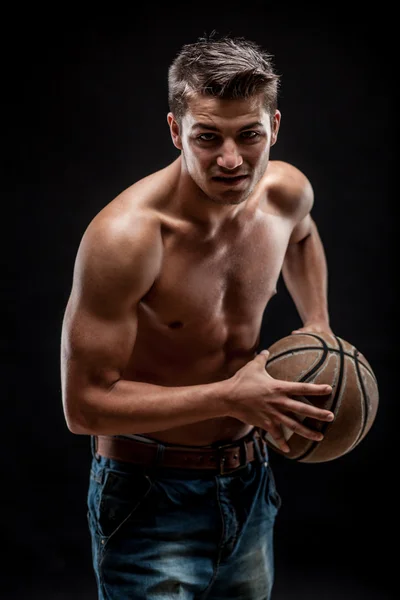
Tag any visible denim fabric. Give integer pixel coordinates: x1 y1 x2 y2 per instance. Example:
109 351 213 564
87 438 282 600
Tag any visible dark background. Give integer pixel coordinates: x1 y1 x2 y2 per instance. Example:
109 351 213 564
9 3 395 599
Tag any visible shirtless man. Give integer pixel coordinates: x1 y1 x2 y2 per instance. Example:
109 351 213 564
61 35 334 600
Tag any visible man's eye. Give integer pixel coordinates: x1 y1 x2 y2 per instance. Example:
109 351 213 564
198 133 217 141
241 131 259 139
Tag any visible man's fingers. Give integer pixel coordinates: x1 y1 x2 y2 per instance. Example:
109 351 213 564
283 397 334 421
287 381 333 396
278 413 324 441
257 350 270 365
265 423 290 453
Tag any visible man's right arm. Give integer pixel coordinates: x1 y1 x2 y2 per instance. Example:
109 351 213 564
60 210 230 436
61 206 334 449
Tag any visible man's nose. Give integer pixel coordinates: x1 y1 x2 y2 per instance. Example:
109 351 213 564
216 140 243 170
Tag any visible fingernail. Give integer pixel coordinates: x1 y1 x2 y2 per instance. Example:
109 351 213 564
327 413 334 421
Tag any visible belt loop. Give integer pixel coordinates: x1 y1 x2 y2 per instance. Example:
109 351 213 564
252 430 267 464
91 435 100 461
154 442 165 468
258 429 269 463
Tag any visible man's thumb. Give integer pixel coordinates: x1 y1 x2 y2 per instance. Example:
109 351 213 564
258 349 270 364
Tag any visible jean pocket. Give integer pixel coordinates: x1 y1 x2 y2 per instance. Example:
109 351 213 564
96 468 153 539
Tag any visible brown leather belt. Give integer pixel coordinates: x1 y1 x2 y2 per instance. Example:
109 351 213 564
94 429 268 475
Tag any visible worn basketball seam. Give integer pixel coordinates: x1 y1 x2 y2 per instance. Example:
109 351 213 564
282 333 330 460
289 334 345 462
343 349 370 455
268 346 375 380
268 350 322 382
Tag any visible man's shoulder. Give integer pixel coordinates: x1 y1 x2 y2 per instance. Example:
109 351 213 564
85 197 160 254
266 160 314 217
267 160 312 194
76 177 170 276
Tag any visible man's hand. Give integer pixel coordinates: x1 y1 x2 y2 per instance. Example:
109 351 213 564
291 321 333 335
227 350 334 454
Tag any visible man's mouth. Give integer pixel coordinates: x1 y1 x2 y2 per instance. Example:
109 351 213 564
212 175 249 185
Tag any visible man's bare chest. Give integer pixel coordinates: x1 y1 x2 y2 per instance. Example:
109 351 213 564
141 218 290 329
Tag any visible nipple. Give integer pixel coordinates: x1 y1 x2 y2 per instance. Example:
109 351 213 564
168 321 183 329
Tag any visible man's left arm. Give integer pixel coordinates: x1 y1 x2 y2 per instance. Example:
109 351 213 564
282 214 333 335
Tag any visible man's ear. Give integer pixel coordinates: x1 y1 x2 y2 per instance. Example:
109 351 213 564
167 113 183 150
270 110 281 146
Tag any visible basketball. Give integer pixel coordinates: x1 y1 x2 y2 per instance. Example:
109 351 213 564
264 332 379 463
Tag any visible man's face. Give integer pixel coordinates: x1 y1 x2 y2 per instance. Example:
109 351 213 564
168 93 281 205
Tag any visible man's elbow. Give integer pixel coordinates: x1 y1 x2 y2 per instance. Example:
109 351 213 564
62 395 97 435
64 416 90 435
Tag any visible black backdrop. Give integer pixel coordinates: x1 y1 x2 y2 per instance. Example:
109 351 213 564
10 3 395 599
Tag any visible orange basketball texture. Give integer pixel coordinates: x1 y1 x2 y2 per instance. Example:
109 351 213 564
264 332 379 463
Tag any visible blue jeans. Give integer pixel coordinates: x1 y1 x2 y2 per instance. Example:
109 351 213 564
87 436 281 600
